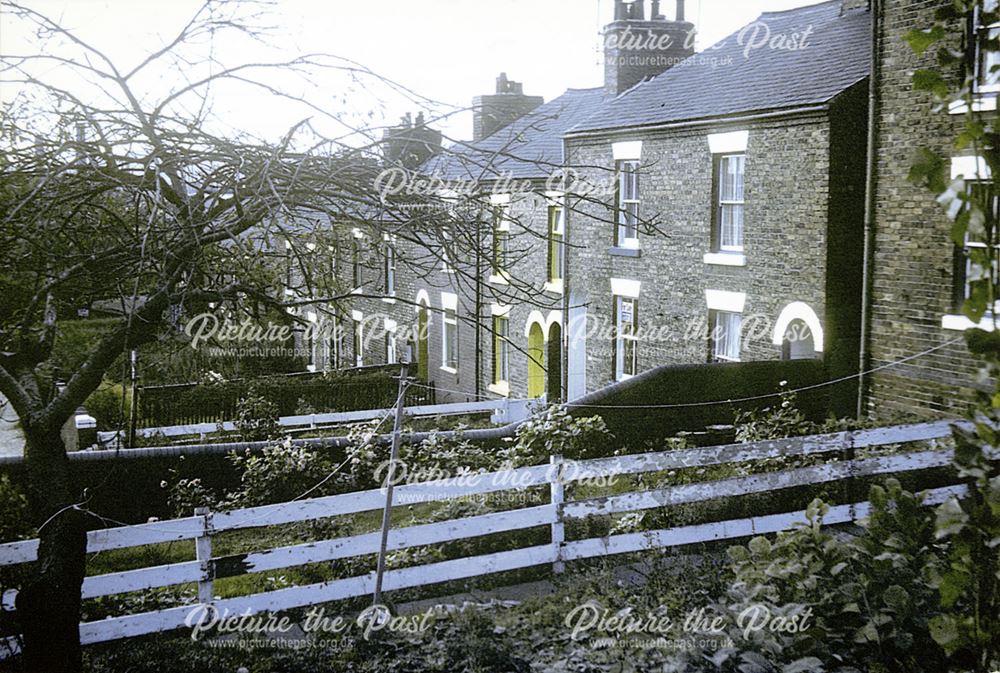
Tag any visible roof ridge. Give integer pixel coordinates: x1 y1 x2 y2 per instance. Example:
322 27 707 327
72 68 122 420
758 0 842 17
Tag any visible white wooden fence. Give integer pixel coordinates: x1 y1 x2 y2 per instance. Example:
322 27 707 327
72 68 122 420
0 419 985 656
96 397 537 443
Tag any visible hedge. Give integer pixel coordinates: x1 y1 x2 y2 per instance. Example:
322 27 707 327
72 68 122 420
568 359 843 446
137 367 432 428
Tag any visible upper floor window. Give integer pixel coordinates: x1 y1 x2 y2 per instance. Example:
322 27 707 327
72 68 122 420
616 160 640 247
974 0 1000 92
709 310 742 362
351 238 362 288
493 315 509 385
548 204 565 285
384 244 396 296
614 295 638 381
713 154 745 253
440 228 455 273
492 204 510 277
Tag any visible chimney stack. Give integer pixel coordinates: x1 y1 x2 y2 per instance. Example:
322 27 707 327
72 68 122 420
603 0 695 96
472 73 544 141
382 112 442 170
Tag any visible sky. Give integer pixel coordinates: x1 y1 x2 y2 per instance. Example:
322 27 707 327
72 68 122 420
0 0 826 145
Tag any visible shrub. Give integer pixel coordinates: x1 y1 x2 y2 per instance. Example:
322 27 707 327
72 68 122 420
224 438 345 508
506 405 612 466
233 383 280 441
733 383 813 443
83 381 131 432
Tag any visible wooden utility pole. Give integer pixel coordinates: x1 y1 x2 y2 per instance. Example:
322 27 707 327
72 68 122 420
373 352 409 607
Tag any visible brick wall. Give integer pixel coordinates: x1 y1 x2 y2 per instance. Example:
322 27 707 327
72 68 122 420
563 99 865 412
866 0 985 421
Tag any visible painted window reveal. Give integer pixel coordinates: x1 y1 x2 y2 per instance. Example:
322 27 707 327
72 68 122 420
492 203 510 277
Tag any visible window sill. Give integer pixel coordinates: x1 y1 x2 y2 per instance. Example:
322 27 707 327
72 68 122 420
544 280 564 295
949 94 998 114
703 252 746 267
488 382 510 397
440 365 458 374
615 372 634 382
608 246 641 258
382 296 396 304
488 273 510 285
941 313 997 331
350 288 362 295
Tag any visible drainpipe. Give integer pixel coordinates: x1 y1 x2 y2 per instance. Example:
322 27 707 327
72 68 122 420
857 0 880 419
474 215 483 401
561 137 572 402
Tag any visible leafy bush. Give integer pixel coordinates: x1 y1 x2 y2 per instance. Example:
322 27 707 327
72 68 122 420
83 381 131 432
506 405 612 466
734 383 813 443
224 438 346 508
233 383 280 441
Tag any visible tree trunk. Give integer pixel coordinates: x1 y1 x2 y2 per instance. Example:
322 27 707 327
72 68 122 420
15 427 87 673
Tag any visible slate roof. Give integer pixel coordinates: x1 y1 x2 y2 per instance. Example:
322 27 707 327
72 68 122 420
423 87 607 181
570 0 871 134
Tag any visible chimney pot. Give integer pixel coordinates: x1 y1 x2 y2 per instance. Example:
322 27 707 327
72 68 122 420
676 0 685 22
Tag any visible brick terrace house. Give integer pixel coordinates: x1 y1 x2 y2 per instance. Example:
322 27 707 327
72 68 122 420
290 0 879 419
560 0 871 412
862 0 999 420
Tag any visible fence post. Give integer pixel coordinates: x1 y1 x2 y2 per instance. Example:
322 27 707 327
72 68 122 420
843 431 857 520
550 454 565 574
194 506 214 605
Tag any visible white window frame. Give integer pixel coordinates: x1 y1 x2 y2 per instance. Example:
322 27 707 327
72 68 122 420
352 309 364 367
715 154 746 253
441 293 458 372
616 159 640 248
385 318 398 365
976 0 1000 93
493 314 510 385
710 310 742 362
384 241 396 298
547 201 566 291
489 201 510 284
614 295 639 381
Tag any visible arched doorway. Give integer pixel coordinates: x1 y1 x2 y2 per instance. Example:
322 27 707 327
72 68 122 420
417 304 430 379
527 322 545 398
782 319 816 360
546 322 562 401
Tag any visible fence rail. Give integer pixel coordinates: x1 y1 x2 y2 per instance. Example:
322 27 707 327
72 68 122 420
0 419 982 655
99 397 533 444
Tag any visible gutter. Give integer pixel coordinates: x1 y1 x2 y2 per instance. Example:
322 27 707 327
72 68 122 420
563 104 833 141
857 0 881 419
